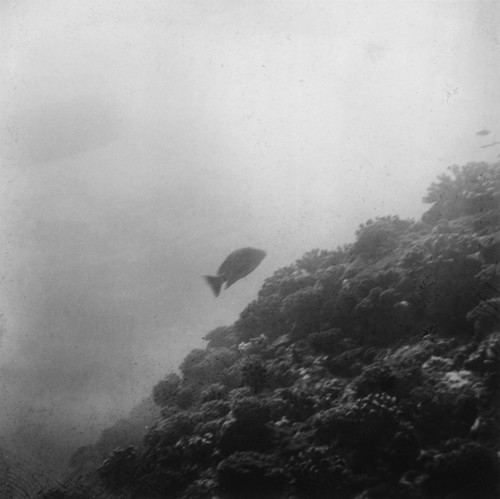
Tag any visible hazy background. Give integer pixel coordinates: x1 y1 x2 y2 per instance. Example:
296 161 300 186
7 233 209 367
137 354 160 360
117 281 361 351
0 0 499 475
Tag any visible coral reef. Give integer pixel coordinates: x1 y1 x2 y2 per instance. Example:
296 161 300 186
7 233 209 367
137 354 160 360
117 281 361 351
50 162 500 499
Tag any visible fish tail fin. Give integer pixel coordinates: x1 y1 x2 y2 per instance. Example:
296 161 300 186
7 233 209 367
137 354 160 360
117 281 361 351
224 277 236 290
204 275 224 297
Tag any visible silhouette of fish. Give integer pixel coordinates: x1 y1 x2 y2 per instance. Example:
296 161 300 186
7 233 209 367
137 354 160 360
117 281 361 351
476 129 491 136
204 247 266 297
480 141 500 149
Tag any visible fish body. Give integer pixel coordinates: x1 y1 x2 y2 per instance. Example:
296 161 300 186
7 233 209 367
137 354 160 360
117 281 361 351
204 247 266 297
480 141 500 149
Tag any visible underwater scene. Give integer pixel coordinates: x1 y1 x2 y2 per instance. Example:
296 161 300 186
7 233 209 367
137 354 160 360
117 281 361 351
1 1 499 498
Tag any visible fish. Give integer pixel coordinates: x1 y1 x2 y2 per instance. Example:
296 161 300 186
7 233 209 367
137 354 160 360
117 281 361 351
480 141 500 149
476 129 491 136
204 247 266 297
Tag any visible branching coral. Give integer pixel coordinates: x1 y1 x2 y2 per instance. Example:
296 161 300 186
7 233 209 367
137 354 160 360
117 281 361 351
276 386 316 422
264 357 300 389
218 397 275 456
353 216 413 261
310 378 347 411
179 476 217 499
421 439 499 499
412 255 481 335
203 326 239 349
93 418 142 457
313 393 419 475
152 373 182 407
422 162 500 225
236 294 287 341
216 452 287 498
474 263 500 297
98 446 139 492
466 298 500 336
231 396 272 425
240 355 270 393
409 383 478 444
218 418 274 457
327 267 417 344
325 346 376 377
221 354 271 393
295 247 350 273
173 433 216 467
287 446 352 498
464 332 500 373
308 328 344 355
137 455 199 498
198 400 231 420
314 393 404 447
281 284 325 339
201 382 228 402
353 361 422 399
180 347 239 386
38 489 91 499
144 411 200 448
